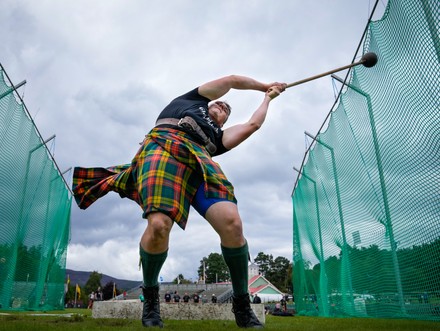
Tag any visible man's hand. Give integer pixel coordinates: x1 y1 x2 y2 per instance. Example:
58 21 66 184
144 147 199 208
266 83 286 99
222 82 286 150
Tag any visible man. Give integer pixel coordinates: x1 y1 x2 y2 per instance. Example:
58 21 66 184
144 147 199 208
253 294 262 304
182 292 191 303
173 291 181 303
73 75 286 328
280 296 287 312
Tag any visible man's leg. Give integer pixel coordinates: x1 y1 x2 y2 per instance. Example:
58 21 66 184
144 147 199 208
205 202 263 329
221 243 249 296
139 212 173 329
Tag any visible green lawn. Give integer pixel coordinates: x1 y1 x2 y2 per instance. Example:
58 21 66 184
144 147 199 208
0 309 438 331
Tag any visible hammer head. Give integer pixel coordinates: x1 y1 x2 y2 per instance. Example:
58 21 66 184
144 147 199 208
361 52 378 68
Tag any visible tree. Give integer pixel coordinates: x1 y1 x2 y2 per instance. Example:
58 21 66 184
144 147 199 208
84 271 102 298
198 253 229 283
64 281 76 304
173 274 192 284
15 244 41 282
286 262 293 293
254 252 292 293
102 281 120 300
263 256 290 292
254 252 273 277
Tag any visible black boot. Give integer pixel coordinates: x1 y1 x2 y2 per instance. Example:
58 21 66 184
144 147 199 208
141 285 163 328
232 293 263 328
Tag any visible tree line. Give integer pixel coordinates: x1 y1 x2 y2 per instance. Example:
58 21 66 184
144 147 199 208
190 252 292 293
299 238 440 296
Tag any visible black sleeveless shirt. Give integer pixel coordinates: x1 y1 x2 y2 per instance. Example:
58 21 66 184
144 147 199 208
156 88 228 156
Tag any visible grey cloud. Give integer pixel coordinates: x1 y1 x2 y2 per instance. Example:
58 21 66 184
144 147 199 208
1 0 388 280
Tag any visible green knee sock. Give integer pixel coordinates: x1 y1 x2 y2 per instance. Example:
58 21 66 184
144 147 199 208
139 245 168 287
221 242 249 296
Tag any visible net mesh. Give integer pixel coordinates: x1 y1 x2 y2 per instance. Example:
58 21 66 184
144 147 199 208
0 67 72 311
292 0 439 320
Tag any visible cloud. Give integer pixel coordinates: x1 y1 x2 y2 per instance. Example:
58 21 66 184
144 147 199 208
67 241 142 281
1 0 388 281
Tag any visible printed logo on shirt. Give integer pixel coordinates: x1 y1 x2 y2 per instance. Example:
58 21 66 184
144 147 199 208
200 107 219 133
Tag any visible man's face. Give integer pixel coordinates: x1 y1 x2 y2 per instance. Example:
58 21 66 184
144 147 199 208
208 101 230 127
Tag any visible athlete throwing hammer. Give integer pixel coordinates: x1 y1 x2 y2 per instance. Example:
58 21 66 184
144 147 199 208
73 75 286 328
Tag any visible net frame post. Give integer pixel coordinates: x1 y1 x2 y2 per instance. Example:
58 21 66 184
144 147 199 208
303 131 356 312
293 167 330 316
331 74 406 315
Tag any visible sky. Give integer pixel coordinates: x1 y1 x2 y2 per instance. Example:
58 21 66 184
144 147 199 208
1 0 387 283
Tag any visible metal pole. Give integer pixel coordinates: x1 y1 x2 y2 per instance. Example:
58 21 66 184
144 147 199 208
0 80 26 100
293 167 329 316
304 131 355 309
331 74 406 314
2 134 57 308
0 64 72 194
291 190 309 313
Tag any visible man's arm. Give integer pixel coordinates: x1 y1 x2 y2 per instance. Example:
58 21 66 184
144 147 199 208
222 86 283 150
198 75 273 100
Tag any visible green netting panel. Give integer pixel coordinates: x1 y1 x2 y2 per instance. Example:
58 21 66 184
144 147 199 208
0 68 72 311
292 0 439 321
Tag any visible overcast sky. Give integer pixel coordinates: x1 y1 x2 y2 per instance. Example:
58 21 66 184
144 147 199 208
1 0 387 282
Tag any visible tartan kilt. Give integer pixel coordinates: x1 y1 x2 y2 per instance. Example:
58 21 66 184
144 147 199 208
72 127 236 229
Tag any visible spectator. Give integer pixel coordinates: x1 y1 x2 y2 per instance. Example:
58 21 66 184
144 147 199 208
252 294 262 304
211 294 217 303
95 287 102 301
193 293 200 303
87 292 95 309
173 291 181 303
280 296 287 312
183 292 191 303
164 291 172 303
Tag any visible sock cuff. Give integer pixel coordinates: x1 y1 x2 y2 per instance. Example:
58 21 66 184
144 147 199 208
139 244 168 261
221 242 248 257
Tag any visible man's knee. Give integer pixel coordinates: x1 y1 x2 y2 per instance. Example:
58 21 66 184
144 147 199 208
204 202 246 246
224 215 243 235
147 212 173 240
216 209 244 239
220 217 245 248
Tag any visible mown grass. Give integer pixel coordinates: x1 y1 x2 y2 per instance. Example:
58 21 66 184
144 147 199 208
0 309 438 331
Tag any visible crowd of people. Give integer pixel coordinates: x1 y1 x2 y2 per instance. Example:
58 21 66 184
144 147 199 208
160 291 219 304
154 290 291 309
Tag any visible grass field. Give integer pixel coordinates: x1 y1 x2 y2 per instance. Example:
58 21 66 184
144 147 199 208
0 309 438 331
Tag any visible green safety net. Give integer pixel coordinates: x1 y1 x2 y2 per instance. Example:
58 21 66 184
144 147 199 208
0 67 72 311
292 0 439 321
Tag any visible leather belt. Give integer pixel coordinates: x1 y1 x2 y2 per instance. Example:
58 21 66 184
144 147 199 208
155 117 217 155
155 118 180 126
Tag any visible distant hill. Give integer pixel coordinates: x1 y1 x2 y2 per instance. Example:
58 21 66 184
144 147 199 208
65 269 142 291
